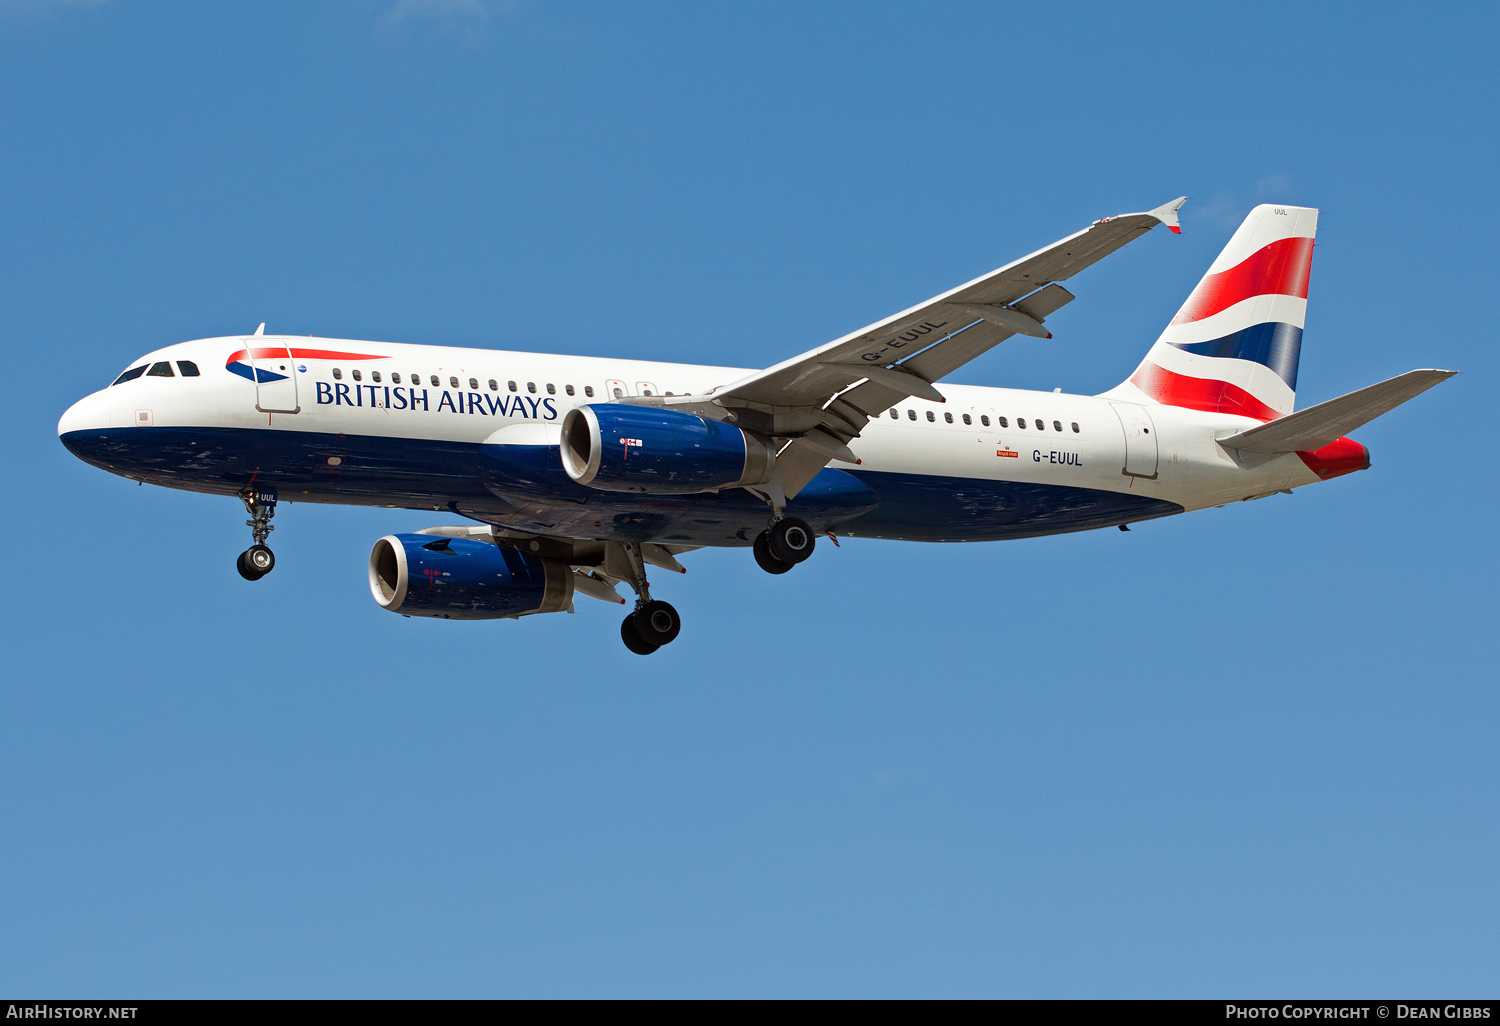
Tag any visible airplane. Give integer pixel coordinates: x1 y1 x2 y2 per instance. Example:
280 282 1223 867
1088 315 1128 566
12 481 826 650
58 200 1455 653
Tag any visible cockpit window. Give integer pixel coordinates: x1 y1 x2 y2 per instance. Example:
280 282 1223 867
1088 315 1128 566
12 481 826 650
147 362 175 377
176 361 200 377
113 365 147 385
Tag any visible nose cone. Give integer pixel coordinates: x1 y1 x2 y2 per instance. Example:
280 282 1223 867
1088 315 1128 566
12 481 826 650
58 390 114 466
59 390 110 439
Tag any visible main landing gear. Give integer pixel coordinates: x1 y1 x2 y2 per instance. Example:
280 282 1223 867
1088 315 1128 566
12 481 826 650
753 515 815 575
609 541 682 656
236 488 278 581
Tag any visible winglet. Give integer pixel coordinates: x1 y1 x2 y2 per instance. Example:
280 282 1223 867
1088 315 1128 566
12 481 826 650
1148 196 1188 234
254 323 266 336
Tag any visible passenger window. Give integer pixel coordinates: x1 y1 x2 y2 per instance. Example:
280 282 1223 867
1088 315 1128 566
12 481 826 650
391 372 402 384
981 415 990 426
1054 420 1062 432
333 368 343 380
1071 422 1080 433
430 375 440 387
176 361 200 377
508 380 517 392
926 411 935 422
372 371 382 383
944 412 953 423
469 377 478 389
962 414 971 425
907 409 917 420
488 379 498 390
613 387 624 398
890 409 898 419
1017 418 1027 429
546 383 556 395
449 376 459 388
352 369 362 382
565 384 575 396
113 365 147 385
527 382 537 393
998 417 1008 428
584 386 594 397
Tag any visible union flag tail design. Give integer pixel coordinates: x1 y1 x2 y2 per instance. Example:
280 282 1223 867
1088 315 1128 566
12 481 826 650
1114 204 1318 421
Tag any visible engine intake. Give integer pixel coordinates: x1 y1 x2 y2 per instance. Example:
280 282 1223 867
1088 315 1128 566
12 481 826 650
368 534 573 619
560 404 775 493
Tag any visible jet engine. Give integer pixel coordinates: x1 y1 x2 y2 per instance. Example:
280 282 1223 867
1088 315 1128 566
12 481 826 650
368 533 573 619
559 404 776 493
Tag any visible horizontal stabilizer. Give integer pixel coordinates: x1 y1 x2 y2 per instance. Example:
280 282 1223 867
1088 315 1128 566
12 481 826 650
1217 369 1457 453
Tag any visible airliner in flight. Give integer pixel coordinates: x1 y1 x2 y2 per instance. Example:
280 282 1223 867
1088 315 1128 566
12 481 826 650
59 200 1454 653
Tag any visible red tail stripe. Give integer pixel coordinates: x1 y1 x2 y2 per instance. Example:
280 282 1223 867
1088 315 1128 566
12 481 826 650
1129 362 1283 422
1170 236 1314 326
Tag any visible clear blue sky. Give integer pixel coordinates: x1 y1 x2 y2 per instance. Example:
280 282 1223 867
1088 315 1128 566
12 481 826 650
1 0 1495 998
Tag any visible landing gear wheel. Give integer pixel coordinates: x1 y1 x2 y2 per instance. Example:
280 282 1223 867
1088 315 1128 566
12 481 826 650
236 550 264 581
621 614 660 655
768 516 815 564
634 600 681 646
753 531 794 575
245 544 275 576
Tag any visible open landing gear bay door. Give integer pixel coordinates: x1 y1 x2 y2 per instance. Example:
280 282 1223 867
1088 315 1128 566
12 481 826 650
247 340 299 414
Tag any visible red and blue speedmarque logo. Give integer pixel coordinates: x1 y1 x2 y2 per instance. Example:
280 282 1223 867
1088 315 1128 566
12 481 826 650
225 346 388 383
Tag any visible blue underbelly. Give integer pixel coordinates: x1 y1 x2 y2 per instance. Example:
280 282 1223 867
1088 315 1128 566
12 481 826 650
61 427 1183 544
839 470 1181 541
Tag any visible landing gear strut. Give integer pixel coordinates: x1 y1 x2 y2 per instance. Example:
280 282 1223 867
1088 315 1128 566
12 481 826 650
608 541 681 655
236 487 277 581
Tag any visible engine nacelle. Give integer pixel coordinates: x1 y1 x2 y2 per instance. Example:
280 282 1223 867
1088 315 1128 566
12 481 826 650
559 404 776 493
368 534 573 620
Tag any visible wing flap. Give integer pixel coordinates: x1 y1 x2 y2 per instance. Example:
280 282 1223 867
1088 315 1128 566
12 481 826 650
1217 369 1457 452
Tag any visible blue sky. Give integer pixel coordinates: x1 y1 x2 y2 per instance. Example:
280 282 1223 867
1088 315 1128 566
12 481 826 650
1 0 1496 998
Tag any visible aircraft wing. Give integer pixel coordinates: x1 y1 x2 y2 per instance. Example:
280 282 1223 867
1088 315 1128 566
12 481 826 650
676 197 1187 497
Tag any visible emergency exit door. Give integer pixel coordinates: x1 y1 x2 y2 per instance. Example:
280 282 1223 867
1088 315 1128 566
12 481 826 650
1110 402 1157 478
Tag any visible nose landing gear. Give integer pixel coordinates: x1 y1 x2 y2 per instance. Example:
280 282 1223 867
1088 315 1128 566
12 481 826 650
236 488 278 581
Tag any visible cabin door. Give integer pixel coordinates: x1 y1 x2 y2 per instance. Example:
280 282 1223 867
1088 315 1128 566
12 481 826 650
1110 402 1158 478
247 340 300 414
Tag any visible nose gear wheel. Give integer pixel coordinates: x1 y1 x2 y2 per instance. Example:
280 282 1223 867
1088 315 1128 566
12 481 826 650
237 544 275 581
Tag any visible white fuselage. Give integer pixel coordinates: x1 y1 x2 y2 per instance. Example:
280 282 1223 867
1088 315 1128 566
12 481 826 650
58 334 1337 545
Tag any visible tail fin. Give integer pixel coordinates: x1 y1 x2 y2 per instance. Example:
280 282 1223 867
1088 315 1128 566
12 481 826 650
1113 204 1318 421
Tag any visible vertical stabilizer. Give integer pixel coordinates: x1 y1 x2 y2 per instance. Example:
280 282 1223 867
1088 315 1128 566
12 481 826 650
1110 204 1318 421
